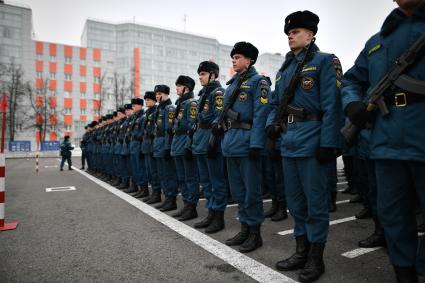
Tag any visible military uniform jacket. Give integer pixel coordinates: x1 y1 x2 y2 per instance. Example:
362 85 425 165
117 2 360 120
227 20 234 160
108 121 118 154
217 67 271 157
81 132 89 152
60 140 74 157
153 99 175 158
116 118 128 155
141 106 157 154
129 110 144 154
342 5 425 162
171 92 197 157
114 119 124 155
192 81 225 155
267 44 344 158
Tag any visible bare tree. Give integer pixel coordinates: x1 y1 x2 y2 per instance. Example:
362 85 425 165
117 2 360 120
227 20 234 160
112 72 130 108
97 71 109 115
0 60 28 141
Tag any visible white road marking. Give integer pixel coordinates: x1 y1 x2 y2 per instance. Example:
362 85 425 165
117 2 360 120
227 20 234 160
46 186 76 192
278 216 356 236
44 165 58 168
70 165 298 283
341 247 382 258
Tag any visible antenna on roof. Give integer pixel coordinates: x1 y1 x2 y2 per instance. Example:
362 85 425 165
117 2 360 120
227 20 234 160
183 13 187 32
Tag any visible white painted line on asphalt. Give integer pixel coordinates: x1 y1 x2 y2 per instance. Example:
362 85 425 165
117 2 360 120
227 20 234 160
71 165 298 283
44 165 58 168
341 247 382 258
278 216 356 236
46 186 76 192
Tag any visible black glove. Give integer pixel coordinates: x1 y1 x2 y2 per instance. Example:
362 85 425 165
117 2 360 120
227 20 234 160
184 148 194 160
248 148 261 160
207 143 217 159
211 123 223 137
163 149 172 160
266 125 281 141
315 147 341 164
346 101 373 128
139 152 145 159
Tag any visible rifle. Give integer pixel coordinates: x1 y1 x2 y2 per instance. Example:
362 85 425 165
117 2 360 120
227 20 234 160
266 38 316 151
341 33 425 147
208 64 253 151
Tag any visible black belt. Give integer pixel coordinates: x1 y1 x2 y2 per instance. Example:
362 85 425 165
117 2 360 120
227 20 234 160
287 113 322 124
226 120 252 130
198 122 212 129
385 92 425 107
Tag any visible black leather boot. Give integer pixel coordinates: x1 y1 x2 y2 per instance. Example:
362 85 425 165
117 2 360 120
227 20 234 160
172 202 188 218
134 185 149 198
393 266 418 283
358 216 386 248
350 194 363 203
117 179 130 190
205 211 225 234
124 182 138 193
194 210 215 228
160 197 177 212
271 201 288 221
239 225 263 253
298 243 325 283
225 223 249 246
111 177 121 187
179 203 198 221
264 199 278 218
145 191 161 204
355 207 372 219
276 235 310 271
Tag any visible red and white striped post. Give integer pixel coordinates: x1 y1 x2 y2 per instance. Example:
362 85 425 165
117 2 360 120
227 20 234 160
0 92 18 231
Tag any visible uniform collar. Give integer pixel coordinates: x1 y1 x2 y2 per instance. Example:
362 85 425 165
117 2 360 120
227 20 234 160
280 43 319 72
176 91 194 105
159 98 172 107
200 80 221 95
226 67 257 85
381 3 425 37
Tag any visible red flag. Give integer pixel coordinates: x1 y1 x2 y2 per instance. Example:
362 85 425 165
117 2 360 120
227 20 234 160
0 93 7 113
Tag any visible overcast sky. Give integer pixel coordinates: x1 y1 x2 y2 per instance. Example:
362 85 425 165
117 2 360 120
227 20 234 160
12 0 396 70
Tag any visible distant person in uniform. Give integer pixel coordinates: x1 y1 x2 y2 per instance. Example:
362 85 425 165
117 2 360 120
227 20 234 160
60 135 74 171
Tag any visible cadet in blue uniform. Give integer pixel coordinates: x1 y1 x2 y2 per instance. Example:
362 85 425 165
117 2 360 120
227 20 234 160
115 104 132 190
111 108 127 187
212 42 271 253
80 126 89 170
127 98 149 197
341 1 425 281
171 75 200 221
192 61 228 233
86 121 97 173
141 91 160 201
60 135 74 171
106 112 119 184
101 114 114 182
151 85 179 211
268 11 343 282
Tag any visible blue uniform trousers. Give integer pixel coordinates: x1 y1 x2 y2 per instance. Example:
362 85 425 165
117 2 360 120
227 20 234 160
112 154 120 177
375 160 425 273
197 154 228 211
174 156 200 205
226 157 264 226
326 159 337 210
283 157 329 243
120 155 131 181
145 154 161 193
130 153 147 186
155 157 178 197
264 154 286 201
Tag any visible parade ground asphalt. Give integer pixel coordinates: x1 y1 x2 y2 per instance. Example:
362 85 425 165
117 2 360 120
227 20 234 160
1 157 424 283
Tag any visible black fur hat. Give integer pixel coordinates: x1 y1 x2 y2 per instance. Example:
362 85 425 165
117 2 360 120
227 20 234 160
106 114 113 120
144 91 156 101
175 75 195 91
197 61 219 77
113 111 118 117
284 10 319 35
154 84 170 94
131 98 144 105
117 107 125 114
230 42 259 64
124 103 133 110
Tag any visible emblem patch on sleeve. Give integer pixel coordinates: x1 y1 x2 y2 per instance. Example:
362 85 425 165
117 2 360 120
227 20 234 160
215 94 223 110
167 109 175 124
301 76 315 90
190 102 197 119
332 55 343 88
260 88 268 104
203 99 209 112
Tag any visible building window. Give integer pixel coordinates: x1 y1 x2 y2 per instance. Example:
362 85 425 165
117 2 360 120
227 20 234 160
94 61 100 67
50 90 56 96
49 72 56 79
80 75 86 82
50 55 56 62
65 56 72 63
36 71 43 78
64 91 71 98
80 59 86 65
80 108 86 115
65 74 72 80
65 125 72 131
94 76 100 83
80 92 86 98
64 108 72 114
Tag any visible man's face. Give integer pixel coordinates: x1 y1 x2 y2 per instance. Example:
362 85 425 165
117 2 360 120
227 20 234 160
145 98 156 107
132 104 142 111
199 71 215 86
396 0 424 9
287 28 313 52
125 109 133 116
176 84 185 96
232 54 251 73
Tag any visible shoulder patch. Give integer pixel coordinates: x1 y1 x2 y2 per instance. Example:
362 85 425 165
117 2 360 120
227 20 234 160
332 55 343 88
215 93 223 110
275 75 282 82
368 44 381 56
190 102 197 119
259 80 269 104
168 111 175 123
